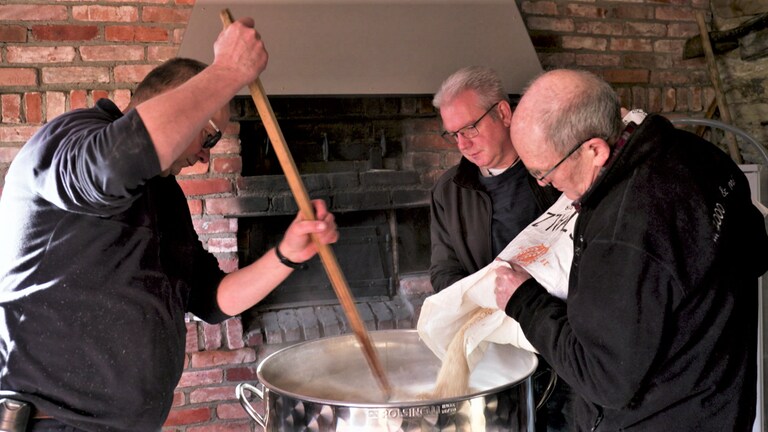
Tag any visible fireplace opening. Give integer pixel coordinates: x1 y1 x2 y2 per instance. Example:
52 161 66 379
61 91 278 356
236 96 432 176
231 95 436 342
238 207 431 311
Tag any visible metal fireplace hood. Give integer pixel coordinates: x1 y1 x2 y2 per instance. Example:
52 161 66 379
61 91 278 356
177 0 542 96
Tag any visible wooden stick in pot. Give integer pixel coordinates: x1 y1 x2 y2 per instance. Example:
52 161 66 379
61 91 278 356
219 8 393 399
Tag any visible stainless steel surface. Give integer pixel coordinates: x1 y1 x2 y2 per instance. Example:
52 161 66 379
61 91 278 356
239 329 541 431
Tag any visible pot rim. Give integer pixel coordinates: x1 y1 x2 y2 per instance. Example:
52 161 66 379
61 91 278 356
254 329 538 407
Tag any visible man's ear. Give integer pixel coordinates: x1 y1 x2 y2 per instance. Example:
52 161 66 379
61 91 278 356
498 100 514 127
587 138 612 168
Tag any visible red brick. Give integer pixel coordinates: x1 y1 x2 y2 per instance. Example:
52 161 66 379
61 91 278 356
80 45 145 62
70 90 87 110
177 369 223 388
662 87 677 112
667 22 700 38
0 5 67 21
538 51 576 69
675 87 690 111
32 25 99 42
189 386 237 404
575 21 623 36
210 136 240 155
565 4 608 18
148 45 179 62
211 157 242 174
186 321 200 353
0 146 20 164
187 199 203 215
92 90 109 103
193 218 234 235
601 69 650 84
24 93 42 124
562 36 608 51
624 22 667 37
610 5 653 20
171 390 185 408
178 178 232 196
648 87 663 113
224 319 244 350
655 7 697 22
2 94 21 123
42 66 109 85
45 92 65 120
526 16 574 32
201 322 222 351
575 53 620 67
0 125 39 143
6 46 76 64
0 25 27 42
609 38 652 52
224 366 257 383
142 6 192 24
653 39 685 54
105 25 168 42
112 89 132 111
72 5 138 22
0 68 37 86
216 256 239 273
215 402 253 421
190 348 256 369
520 1 558 16
207 237 237 253
163 406 212 426
114 64 156 84
186 421 251 432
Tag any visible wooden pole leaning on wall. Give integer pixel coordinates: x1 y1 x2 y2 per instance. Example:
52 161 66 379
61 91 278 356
695 10 744 164
219 9 392 399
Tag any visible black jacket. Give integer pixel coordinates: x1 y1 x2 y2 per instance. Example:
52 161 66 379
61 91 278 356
0 99 229 431
506 115 768 431
429 157 561 291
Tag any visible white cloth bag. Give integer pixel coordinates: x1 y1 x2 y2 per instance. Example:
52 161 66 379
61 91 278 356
417 194 578 369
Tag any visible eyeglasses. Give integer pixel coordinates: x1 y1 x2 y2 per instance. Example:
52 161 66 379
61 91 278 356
440 101 500 145
530 138 590 183
202 119 222 149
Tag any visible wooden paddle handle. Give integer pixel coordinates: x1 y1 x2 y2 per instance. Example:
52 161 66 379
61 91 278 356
219 9 392 398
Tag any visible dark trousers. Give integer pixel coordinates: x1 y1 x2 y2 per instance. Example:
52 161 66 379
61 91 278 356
534 357 574 432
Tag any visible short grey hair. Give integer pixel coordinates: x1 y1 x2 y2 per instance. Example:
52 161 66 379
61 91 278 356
432 66 510 110
528 69 624 154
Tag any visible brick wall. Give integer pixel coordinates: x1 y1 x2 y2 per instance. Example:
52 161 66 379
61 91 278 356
0 1 766 430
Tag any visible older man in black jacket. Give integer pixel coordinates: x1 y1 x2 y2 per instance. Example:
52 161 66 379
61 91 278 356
496 68 768 431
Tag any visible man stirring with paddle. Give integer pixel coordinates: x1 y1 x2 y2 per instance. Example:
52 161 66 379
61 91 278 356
0 17 338 431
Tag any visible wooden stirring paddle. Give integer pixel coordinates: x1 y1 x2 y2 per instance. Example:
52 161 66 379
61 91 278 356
219 8 392 399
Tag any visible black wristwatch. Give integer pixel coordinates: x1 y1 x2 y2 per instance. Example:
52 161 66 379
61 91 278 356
275 245 308 270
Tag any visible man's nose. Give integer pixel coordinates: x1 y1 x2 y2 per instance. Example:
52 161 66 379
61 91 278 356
456 135 473 150
197 149 210 163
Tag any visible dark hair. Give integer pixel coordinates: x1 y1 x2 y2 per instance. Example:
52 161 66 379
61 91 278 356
130 58 208 105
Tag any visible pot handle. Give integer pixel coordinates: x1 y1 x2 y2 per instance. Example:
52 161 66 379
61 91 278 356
236 382 267 427
535 368 558 411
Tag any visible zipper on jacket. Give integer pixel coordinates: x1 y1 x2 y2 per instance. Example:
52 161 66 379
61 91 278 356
590 406 604 431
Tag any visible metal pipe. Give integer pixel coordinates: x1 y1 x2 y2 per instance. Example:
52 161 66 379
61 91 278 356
671 117 768 165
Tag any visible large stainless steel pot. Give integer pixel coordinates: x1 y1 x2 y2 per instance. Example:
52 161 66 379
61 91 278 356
237 329 552 431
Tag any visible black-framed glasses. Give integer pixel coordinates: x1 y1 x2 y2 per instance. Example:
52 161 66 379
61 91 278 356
530 138 590 183
440 101 500 144
202 119 222 149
